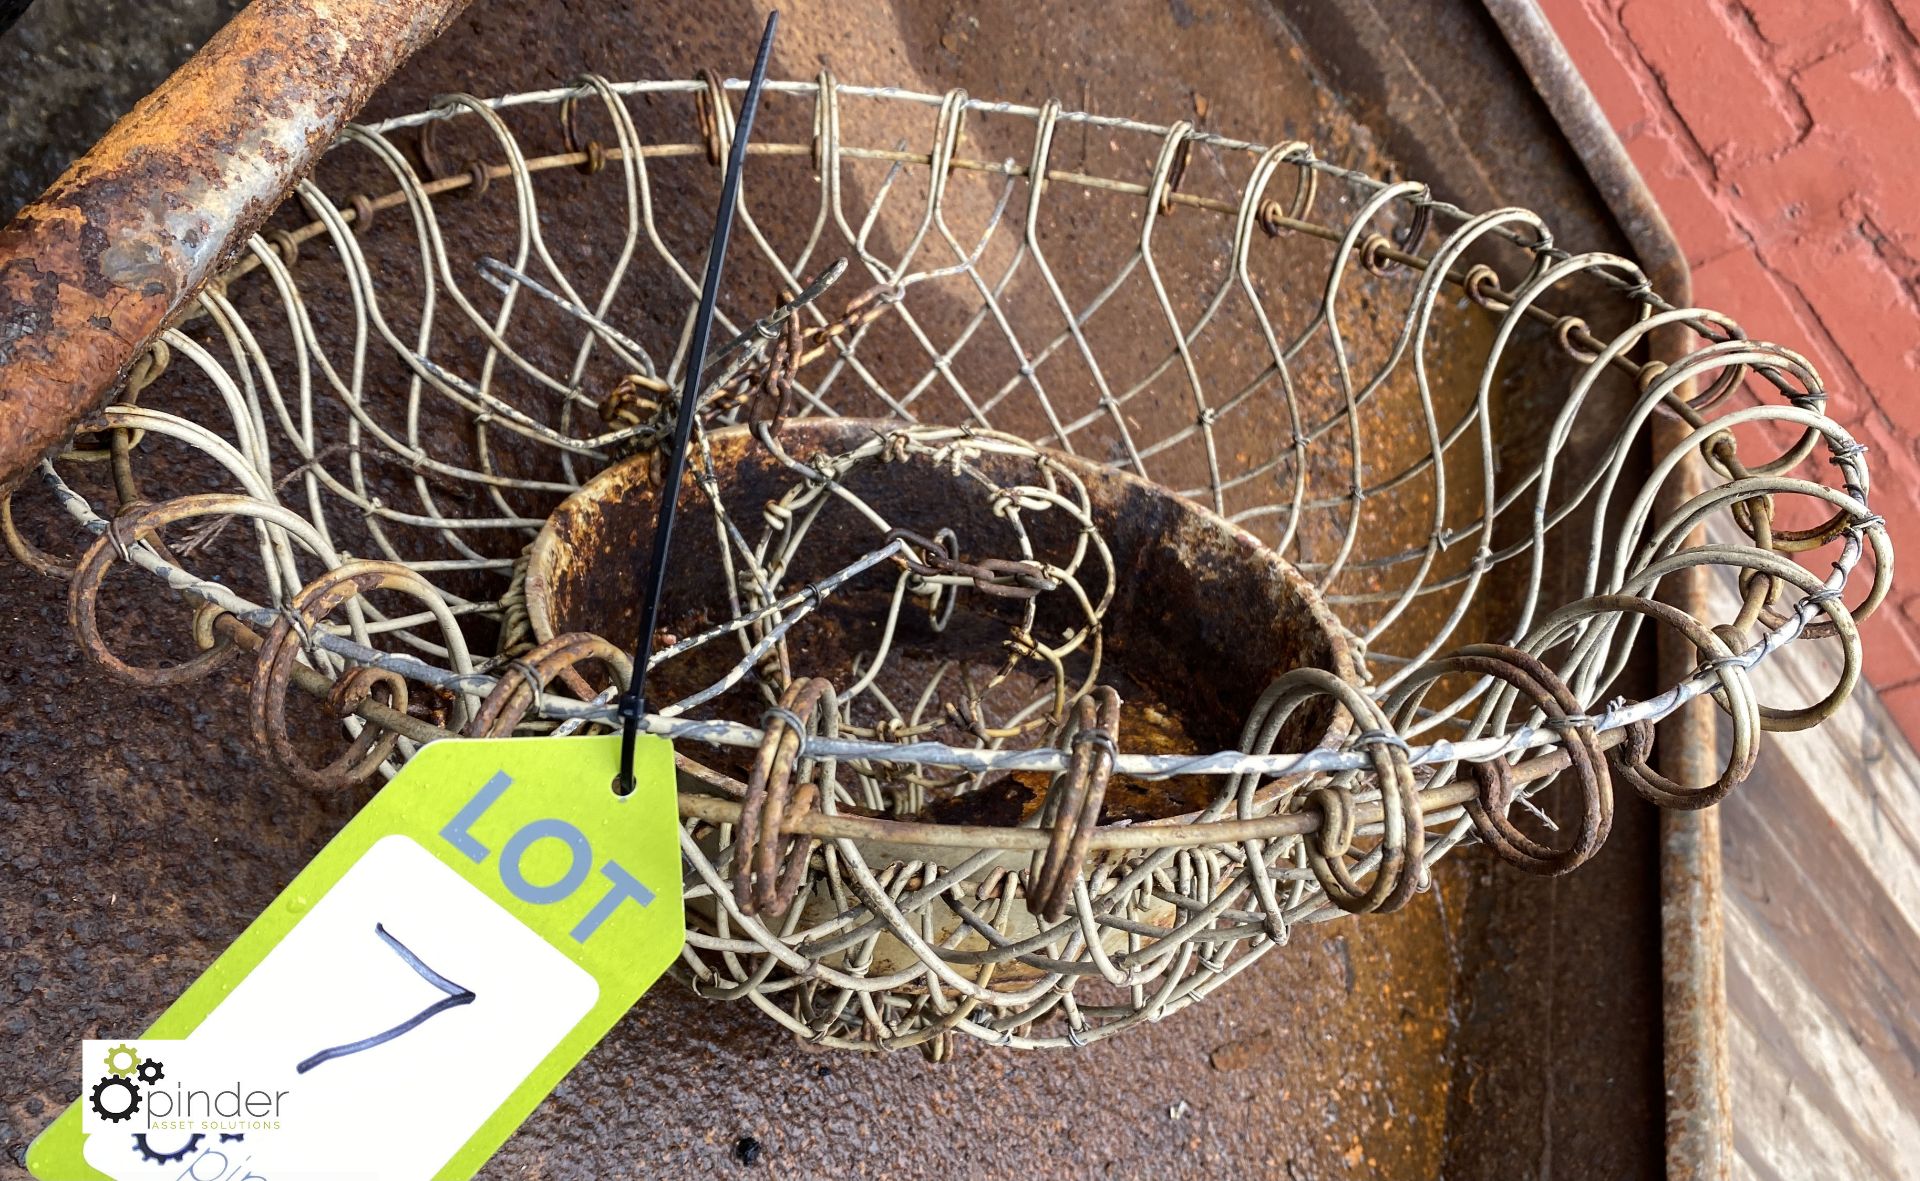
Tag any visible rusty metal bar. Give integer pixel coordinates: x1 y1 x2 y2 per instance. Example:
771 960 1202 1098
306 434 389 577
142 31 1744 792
1482 2 1733 1177
0 0 470 490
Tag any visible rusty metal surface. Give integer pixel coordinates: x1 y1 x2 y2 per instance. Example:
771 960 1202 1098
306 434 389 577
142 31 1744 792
0 0 1682 1176
0 0 471 490
1480 2 1735 1175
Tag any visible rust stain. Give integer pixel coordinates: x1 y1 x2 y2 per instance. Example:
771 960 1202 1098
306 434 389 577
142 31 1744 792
525 419 1357 826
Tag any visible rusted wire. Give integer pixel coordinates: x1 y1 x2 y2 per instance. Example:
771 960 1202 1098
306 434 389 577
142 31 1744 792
1029 687 1122 922
734 677 836 917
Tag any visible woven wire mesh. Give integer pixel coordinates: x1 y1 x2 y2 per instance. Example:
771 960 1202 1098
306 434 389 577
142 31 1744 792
5 76 1889 1053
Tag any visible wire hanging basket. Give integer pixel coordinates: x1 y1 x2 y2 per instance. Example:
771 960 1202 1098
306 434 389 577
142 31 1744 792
6 74 1888 1056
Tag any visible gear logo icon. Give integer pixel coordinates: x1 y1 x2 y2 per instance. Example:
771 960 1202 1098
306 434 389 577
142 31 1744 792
103 1044 141 1078
136 1058 166 1085
133 1133 202 1165
88 1075 141 1123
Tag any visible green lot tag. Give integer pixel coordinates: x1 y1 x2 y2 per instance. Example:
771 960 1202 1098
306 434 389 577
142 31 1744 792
29 734 684 1181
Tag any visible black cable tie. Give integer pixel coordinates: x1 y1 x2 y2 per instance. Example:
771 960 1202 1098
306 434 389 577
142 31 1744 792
615 12 780 796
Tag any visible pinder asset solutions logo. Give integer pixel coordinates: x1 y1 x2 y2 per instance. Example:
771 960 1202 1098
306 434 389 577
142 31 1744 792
81 1040 286 1177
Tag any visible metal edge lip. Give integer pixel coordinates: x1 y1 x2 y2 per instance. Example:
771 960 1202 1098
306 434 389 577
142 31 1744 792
1477 4 1731 1177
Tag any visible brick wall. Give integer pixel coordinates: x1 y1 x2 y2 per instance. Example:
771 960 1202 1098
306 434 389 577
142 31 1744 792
1540 0 1920 734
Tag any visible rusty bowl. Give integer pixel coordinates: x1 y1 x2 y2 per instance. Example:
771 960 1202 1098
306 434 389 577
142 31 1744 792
524 418 1358 988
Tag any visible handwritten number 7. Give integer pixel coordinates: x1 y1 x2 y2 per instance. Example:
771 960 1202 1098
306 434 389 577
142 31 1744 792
296 923 477 1074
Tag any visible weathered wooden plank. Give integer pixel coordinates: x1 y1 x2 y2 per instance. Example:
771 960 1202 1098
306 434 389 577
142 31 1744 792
1717 755 1920 1104
1726 901 1920 1176
1723 631 1920 941
1699 531 1920 1181
1727 1005 1886 1181
1728 1145 1769 1181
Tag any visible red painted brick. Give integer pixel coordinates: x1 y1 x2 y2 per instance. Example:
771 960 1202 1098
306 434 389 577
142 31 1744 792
1621 0 1807 166
1773 231 1920 407
1793 36 1899 118
1837 423 1920 670
1862 606 1920 683
1740 0 1863 61
1854 408 1917 487
1876 687 1920 746
1891 0 1920 46
1689 248 1829 453
1692 245 1822 351
1537 0 1920 730
1621 126 1745 266
1881 610 1920 675
1727 130 1860 241
1895 597 1920 663
1868 669 1920 740
1543 0 1662 136
1790 40 1920 257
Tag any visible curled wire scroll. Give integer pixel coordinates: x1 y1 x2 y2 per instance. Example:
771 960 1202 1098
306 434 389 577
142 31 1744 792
8 75 1888 1051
